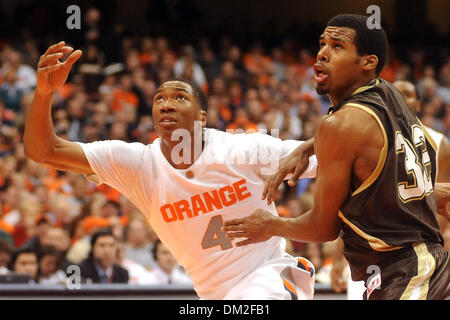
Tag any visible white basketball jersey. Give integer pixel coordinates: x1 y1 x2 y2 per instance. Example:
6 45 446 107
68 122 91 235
78 128 317 299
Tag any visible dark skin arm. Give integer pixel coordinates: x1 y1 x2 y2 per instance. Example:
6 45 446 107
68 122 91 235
261 138 315 204
223 106 381 245
437 135 450 183
23 42 93 175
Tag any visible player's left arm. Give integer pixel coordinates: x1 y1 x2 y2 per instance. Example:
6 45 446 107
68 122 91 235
224 107 370 244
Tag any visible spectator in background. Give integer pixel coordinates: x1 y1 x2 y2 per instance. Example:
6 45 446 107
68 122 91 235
10 247 38 283
174 45 207 92
0 239 13 269
116 240 153 285
79 228 128 283
37 245 67 285
146 240 192 285
124 218 156 270
40 226 74 272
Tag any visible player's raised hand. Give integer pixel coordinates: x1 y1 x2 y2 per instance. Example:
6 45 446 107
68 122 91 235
222 209 275 246
36 41 82 96
262 138 314 205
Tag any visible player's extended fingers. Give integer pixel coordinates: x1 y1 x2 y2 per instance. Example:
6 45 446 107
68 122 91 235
287 162 307 187
262 175 274 200
38 64 63 74
222 218 245 227
267 171 286 204
43 41 65 56
38 53 63 68
62 49 82 68
225 231 247 239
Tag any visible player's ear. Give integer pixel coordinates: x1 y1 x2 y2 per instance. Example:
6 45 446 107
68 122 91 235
362 54 378 73
201 110 207 127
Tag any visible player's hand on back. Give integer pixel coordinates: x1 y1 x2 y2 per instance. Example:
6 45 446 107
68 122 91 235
222 209 275 246
262 138 314 205
36 41 82 96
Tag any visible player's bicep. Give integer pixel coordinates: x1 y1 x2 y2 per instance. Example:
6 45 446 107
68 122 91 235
310 113 364 236
44 136 94 175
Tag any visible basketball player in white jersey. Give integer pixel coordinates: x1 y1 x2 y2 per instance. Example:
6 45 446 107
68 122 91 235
24 42 317 300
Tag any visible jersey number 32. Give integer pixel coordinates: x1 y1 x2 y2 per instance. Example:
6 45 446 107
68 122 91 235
395 125 433 203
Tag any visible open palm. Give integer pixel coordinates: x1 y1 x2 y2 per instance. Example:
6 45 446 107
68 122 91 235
36 41 82 96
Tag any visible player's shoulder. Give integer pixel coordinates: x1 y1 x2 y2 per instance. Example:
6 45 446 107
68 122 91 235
318 105 381 148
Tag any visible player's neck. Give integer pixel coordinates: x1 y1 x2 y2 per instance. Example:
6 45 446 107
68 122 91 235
160 131 205 170
329 75 376 107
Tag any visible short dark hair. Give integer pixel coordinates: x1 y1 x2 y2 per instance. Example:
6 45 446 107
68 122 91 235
160 78 208 111
151 239 162 261
0 239 12 255
10 247 37 271
90 228 115 248
327 14 388 75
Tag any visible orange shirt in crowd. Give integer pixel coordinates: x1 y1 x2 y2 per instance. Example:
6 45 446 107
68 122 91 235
111 88 139 112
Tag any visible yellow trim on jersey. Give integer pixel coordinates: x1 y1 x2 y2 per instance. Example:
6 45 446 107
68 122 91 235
343 103 388 197
352 79 380 96
417 120 438 153
400 242 436 300
338 211 403 252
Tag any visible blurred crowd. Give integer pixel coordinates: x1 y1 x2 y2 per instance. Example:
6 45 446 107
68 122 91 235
0 7 449 287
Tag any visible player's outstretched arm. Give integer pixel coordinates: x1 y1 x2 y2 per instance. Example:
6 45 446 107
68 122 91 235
224 107 372 245
24 42 94 175
262 137 315 204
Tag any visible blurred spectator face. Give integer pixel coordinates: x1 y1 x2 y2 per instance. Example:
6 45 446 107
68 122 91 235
221 61 235 78
143 80 156 99
85 7 101 26
228 46 241 62
93 235 117 269
50 198 72 225
155 242 176 274
126 219 148 247
109 122 128 140
245 88 259 102
67 99 84 119
39 253 58 278
211 78 227 96
126 50 141 71
71 175 89 200
42 227 71 252
100 201 120 218
393 81 420 113
14 252 38 279
0 242 11 268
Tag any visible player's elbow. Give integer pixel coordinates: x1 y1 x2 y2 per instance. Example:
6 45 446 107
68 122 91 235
24 142 52 164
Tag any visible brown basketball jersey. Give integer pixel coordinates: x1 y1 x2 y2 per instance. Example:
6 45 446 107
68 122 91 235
330 78 444 281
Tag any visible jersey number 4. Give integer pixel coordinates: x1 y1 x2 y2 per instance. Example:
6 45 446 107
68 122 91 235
201 215 233 250
395 125 433 203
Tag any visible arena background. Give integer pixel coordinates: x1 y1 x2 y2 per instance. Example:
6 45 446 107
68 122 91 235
0 0 448 300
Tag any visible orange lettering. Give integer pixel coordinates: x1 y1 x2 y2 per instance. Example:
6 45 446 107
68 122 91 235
191 194 207 216
174 200 192 219
219 186 237 206
203 190 223 212
233 179 251 201
160 204 177 222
